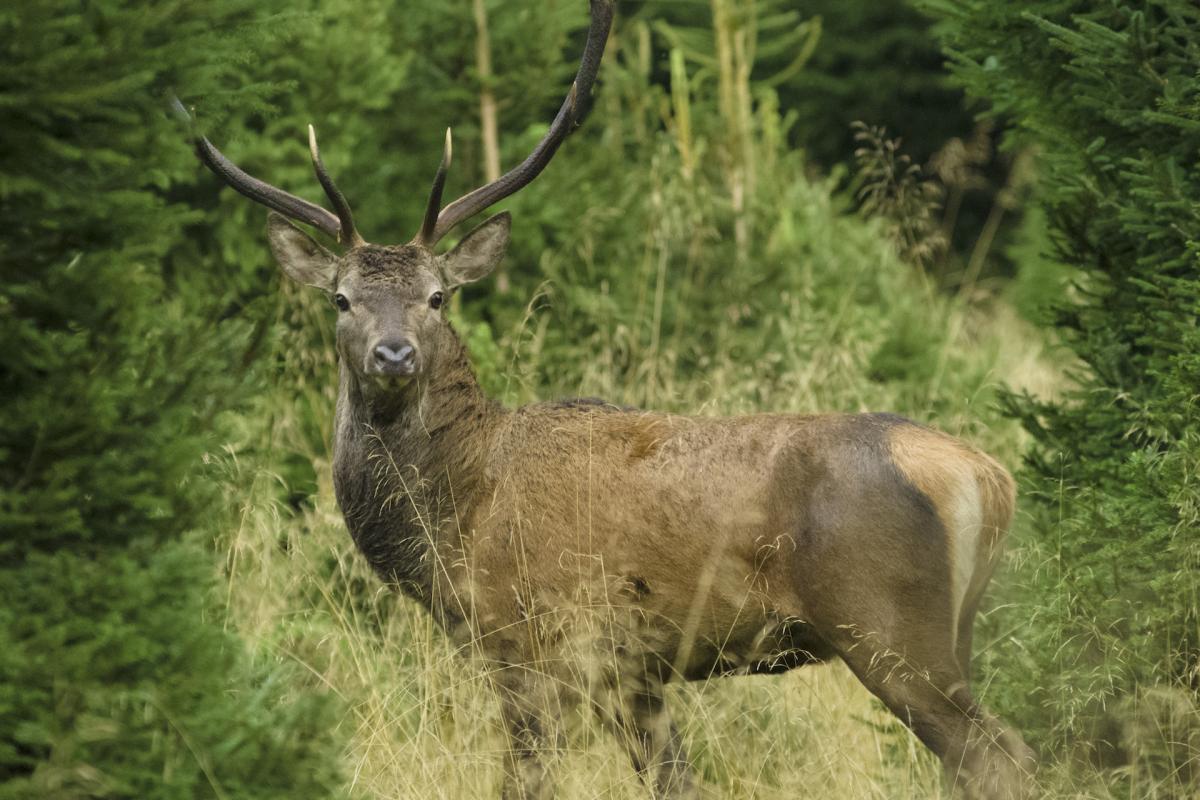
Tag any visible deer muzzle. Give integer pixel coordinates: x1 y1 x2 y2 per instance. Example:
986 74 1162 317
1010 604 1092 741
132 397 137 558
371 340 418 376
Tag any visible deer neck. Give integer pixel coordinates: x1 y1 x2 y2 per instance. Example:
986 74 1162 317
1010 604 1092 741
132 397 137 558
332 326 502 603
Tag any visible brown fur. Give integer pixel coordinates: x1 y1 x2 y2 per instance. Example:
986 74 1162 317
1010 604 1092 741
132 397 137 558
259 219 1038 799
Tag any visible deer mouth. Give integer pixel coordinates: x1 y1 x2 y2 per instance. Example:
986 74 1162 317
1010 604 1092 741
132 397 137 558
361 360 420 388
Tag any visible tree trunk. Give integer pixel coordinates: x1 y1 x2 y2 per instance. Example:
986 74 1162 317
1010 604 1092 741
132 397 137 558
473 0 506 293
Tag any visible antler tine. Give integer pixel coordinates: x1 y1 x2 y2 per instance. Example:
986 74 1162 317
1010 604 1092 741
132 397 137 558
422 0 614 246
308 125 363 246
170 96 344 241
416 128 454 246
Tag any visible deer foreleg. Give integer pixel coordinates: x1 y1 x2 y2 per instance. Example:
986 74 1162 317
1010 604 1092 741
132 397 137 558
599 675 697 799
494 666 559 800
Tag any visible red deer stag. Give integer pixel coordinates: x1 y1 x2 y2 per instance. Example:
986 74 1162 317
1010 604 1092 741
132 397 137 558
176 2 1035 797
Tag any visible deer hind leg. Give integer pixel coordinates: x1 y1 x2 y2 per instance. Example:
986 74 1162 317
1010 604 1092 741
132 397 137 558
596 670 698 798
821 616 1036 800
953 567 993 682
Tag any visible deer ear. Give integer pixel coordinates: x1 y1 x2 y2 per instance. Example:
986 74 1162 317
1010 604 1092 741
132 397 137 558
267 212 338 292
438 212 510 290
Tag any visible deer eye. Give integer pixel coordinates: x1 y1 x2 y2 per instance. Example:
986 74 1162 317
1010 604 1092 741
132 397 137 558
429 291 445 310
334 293 350 312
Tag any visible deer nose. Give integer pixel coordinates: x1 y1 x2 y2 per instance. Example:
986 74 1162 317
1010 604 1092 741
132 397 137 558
373 340 417 375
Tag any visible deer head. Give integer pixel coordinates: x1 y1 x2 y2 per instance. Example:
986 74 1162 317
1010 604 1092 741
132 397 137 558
264 202 511 382
173 0 614 385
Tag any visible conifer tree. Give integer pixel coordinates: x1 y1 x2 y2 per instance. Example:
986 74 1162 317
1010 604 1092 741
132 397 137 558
922 0 1200 751
0 1 346 794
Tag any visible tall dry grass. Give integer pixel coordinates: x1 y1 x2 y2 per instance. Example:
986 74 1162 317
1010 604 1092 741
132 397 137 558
210 268 1065 798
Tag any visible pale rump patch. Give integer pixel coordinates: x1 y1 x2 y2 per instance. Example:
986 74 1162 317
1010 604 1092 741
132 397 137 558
886 426 1012 652
946 474 983 648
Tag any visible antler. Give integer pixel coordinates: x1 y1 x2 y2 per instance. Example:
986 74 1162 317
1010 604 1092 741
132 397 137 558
414 0 614 247
308 125 362 246
175 0 611 249
170 96 359 245
418 128 453 246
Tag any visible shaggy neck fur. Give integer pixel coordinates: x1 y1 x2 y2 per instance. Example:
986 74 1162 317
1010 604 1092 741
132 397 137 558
332 325 502 604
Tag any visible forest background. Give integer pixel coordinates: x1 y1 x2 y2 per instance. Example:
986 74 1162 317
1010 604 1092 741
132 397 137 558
2 0 1197 797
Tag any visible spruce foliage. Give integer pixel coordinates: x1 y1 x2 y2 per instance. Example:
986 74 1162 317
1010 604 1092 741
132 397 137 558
923 0 1200 759
0 0 265 552
0 0 345 794
0 545 343 799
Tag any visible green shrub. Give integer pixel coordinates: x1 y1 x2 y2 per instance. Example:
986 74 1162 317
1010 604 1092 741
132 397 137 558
0 544 343 799
0 0 350 793
392 1 1027 457
923 0 1200 774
